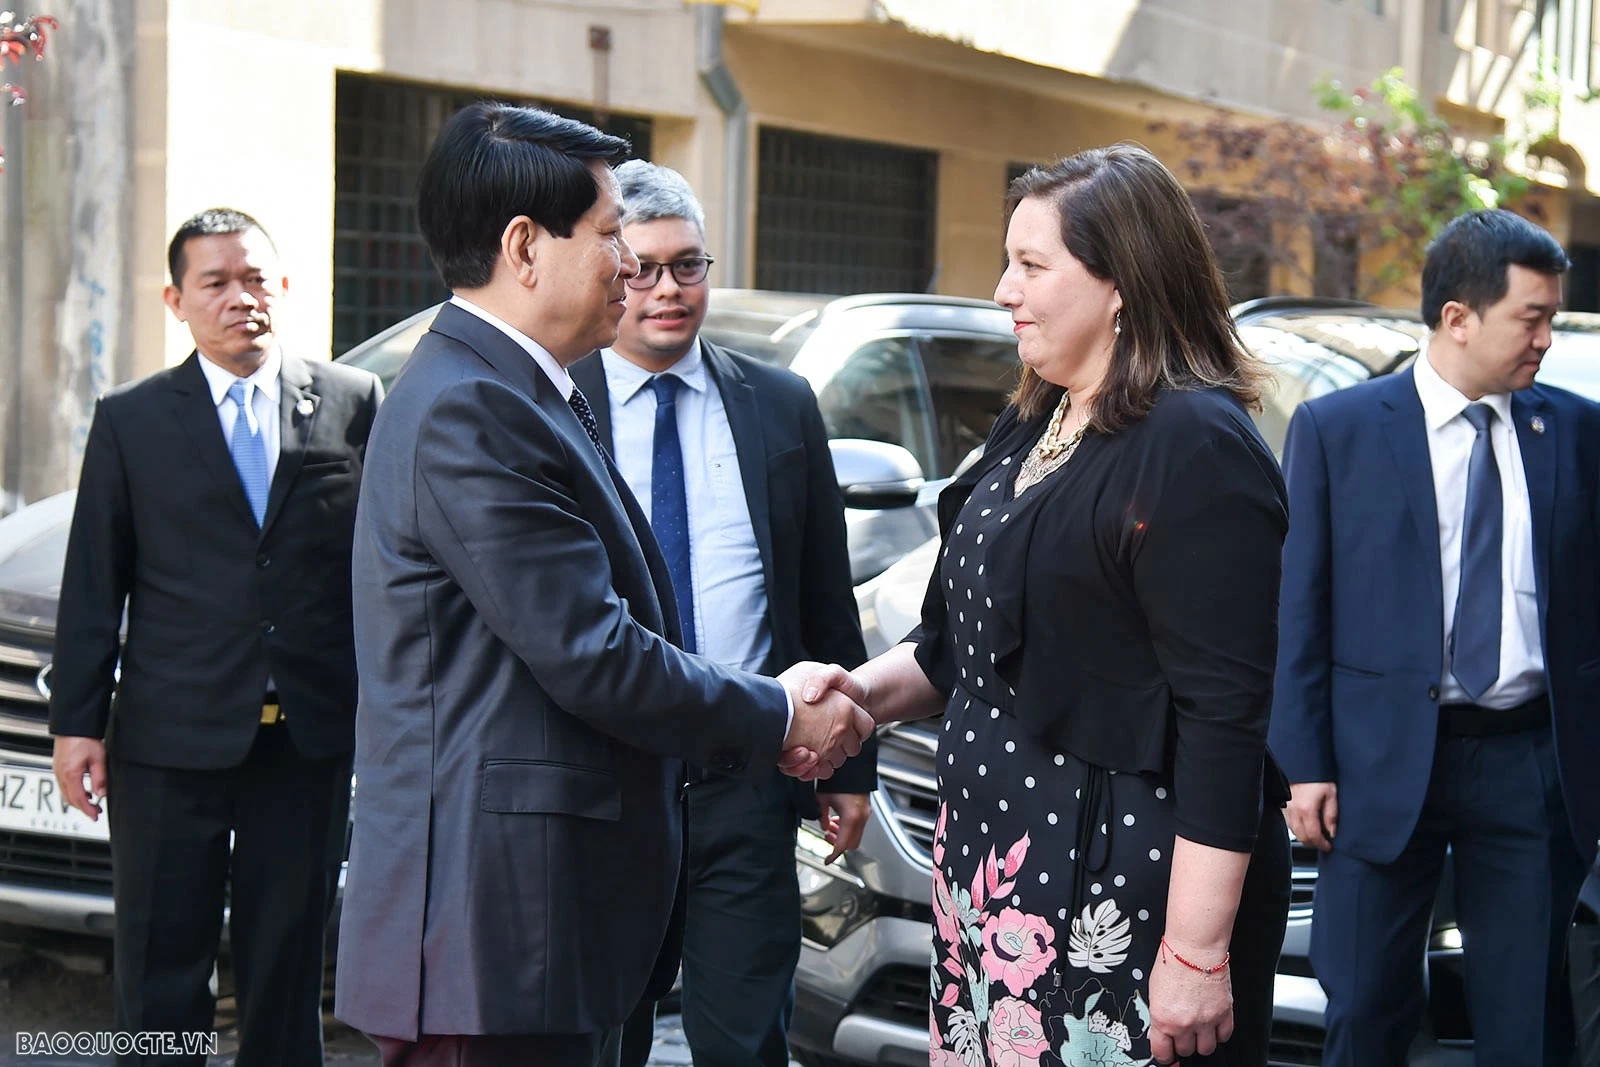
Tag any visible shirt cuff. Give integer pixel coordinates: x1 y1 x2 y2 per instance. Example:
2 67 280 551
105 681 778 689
782 683 794 740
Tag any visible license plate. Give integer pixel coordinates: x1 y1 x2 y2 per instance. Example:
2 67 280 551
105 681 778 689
0 765 109 841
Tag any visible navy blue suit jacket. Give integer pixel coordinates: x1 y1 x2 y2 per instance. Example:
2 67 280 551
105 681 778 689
1269 366 1600 866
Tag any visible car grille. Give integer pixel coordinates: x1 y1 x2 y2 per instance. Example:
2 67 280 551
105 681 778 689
1289 841 1319 919
852 964 927 1028
875 720 941 869
0 829 113 893
0 621 52 758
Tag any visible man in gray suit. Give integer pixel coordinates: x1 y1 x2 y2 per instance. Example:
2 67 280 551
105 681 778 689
333 103 871 1067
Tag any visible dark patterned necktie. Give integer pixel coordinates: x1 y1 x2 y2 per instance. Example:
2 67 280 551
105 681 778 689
648 375 696 653
567 387 605 454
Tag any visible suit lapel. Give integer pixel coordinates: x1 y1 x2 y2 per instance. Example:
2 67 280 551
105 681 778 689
1512 389 1555 620
704 343 777 597
261 355 318 538
1379 368 1445 610
430 305 677 642
170 352 257 528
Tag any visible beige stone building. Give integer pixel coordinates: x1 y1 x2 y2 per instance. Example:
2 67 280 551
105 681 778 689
4 0 1600 506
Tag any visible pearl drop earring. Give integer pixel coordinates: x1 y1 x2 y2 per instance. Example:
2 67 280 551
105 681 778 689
1114 311 1122 337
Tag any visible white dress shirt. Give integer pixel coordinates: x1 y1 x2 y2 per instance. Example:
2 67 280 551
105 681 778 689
198 346 282 479
449 295 575 399
600 341 774 676
1414 350 1545 708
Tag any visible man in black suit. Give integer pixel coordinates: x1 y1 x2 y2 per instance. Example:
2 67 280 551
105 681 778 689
49 208 384 1066
333 104 872 1067
570 161 875 1067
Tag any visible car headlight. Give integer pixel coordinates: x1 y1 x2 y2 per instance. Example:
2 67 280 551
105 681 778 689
796 823 877 949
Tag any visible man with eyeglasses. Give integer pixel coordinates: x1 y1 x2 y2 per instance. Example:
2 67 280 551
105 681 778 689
571 160 876 1067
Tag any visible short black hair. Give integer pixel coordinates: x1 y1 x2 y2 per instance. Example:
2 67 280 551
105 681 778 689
1421 208 1569 328
415 103 631 290
167 208 274 288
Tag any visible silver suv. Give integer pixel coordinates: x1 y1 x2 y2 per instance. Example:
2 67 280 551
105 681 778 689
0 289 1022 958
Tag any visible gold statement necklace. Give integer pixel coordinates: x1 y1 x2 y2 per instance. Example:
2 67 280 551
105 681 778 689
1014 390 1088 495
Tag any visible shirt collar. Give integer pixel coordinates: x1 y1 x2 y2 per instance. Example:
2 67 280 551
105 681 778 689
1414 346 1513 431
599 338 707 405
198 346 282 408
448 294 575 401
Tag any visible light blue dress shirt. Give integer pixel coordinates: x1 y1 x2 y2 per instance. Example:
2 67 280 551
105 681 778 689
601 341 774 675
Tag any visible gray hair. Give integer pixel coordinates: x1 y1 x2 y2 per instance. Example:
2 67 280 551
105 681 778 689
614 159 706 232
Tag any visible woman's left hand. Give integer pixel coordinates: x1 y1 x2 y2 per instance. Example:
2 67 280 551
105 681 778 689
1146 935 1234 1065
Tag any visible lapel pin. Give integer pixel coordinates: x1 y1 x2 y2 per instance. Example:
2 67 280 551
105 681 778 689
296 397 316 418
1531 415 1546 435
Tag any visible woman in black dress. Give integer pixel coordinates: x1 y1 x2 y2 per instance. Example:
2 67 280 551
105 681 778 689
833 146 1293 1066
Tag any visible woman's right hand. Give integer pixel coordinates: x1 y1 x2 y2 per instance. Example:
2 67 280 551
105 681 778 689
1146 935 1234 1064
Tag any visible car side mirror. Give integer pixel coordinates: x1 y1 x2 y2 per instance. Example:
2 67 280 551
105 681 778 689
830 439 925 510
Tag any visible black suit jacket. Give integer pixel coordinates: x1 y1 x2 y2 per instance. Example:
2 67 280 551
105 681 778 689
914 389 1289 853
571 340 877 807
334 304 789 1039
50 352 383 768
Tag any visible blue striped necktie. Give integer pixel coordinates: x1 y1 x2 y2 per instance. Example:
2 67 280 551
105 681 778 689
227 381 269 526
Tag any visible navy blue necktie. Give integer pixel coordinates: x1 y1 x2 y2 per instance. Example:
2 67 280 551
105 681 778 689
226 381 269 526
649 375 696 653
567 387 605 454
1452 403 1502 701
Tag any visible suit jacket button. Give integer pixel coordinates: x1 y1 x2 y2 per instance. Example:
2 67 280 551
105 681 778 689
261 621 276 636
1428 685 1440 701
256 554 271 569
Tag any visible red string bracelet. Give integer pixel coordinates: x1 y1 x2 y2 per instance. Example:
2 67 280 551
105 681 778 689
1159 937 1229 980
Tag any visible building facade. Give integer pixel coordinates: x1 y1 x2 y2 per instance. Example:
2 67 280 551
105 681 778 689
3 0 1599 506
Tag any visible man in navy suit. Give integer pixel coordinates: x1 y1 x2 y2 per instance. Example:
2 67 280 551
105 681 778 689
1271 209 1600 1066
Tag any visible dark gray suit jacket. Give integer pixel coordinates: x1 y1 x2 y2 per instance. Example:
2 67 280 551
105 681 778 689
334 304 789 1039
570 341 877 811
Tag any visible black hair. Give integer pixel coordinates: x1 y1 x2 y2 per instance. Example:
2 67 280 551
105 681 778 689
166 208 274 288
416 102 631 290
1421 208 1569 328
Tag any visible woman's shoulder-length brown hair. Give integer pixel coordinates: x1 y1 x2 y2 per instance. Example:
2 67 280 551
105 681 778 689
1007 143 1265 430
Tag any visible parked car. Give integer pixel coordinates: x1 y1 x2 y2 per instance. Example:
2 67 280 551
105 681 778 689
790 297 1600 1067
0 289 1021 960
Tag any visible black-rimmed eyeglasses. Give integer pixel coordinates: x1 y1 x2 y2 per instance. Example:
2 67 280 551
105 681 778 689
627 256 715 290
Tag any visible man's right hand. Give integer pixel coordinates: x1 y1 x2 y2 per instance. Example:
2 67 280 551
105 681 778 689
777 662 873 781
52 736 108 822
1285 781 1338 852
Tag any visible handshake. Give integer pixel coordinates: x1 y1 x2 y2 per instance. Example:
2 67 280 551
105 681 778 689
776 662 875 782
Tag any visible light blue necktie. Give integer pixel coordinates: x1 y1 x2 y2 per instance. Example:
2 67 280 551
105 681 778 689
227 380 269 527
649 375 695 654
1451 403 1502 701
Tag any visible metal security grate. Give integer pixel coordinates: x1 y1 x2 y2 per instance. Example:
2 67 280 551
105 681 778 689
756 127 936 295
332 74 653 356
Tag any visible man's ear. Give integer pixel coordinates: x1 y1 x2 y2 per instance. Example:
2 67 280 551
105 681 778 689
162 284 186 322
500 216 540 289
1439 300 1474 344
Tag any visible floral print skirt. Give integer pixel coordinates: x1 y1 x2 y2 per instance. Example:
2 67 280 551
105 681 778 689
930 691 1180 1067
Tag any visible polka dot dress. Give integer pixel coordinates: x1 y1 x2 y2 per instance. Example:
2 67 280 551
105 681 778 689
929 455 1176 1067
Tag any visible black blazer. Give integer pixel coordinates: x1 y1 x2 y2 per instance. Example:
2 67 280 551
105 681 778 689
571 340 877 805
50 352 383 769
914 388 1289 852
334 305 789 1040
